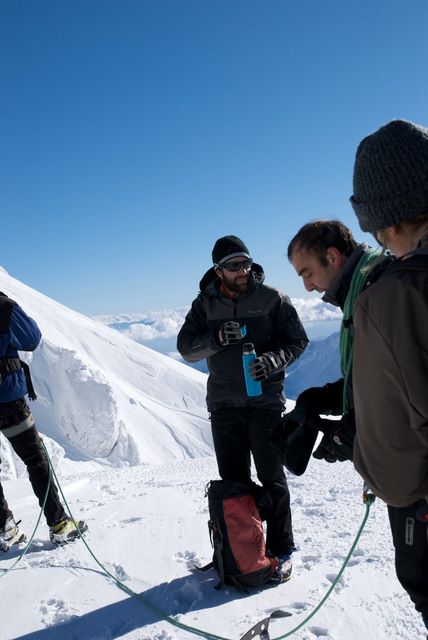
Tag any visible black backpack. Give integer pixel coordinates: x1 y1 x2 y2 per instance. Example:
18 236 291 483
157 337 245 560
201 480 278 590
0 292 37 400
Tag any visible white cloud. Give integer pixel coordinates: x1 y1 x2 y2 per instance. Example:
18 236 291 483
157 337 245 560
96 299 342 344
291 297 342 323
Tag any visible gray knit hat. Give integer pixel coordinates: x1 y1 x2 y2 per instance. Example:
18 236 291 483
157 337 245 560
350 119 428 232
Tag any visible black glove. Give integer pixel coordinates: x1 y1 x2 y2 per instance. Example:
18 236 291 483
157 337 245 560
218 321 245 346
270 410 319 476
248 354 276 381
295 379 344 419
312 412 355 463
270 412 300 453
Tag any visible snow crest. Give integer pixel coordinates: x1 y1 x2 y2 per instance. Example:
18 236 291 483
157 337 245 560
0 268 212 474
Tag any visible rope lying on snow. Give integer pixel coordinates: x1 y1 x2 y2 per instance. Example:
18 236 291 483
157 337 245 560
0 439 376 640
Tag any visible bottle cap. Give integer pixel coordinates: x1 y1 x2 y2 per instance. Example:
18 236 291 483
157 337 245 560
243 342 255 354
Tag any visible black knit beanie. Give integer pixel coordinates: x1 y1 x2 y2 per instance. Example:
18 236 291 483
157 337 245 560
212 235 251 265
350 119 428 232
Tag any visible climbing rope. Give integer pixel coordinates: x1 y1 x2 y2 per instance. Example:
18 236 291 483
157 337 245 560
270 487 376 640
39 441 229 640
1 440 376 639
0 453 51 578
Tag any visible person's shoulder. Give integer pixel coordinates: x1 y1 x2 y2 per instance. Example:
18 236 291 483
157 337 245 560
356 263 406 314
253 283 296 314
254 281 284 300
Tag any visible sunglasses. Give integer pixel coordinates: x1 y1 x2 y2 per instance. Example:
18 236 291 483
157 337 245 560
219 259 253 272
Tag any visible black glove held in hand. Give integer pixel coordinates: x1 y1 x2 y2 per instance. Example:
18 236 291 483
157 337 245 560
218 321 244 346
296 379 344 417
270 411 319 476
312 412 355 463
248 354 275 381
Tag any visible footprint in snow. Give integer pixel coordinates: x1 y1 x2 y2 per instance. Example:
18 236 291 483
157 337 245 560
304 507 326 517
120 516 143 524
175 549 202 570
39 598 79 627
99 484 119 496
301 554 320 569
288 600 311 611
325 573 346 590
104 561 130 581
309 626 333 639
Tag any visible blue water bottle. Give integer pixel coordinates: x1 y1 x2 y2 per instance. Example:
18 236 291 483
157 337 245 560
242 343 262 397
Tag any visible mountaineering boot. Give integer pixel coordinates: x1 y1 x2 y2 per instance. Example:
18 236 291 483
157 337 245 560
269 547 296 584
49 516 88 545
0 517 26 552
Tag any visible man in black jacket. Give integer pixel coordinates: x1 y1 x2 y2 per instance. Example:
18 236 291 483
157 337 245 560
285 220 385 464
177 235 308 581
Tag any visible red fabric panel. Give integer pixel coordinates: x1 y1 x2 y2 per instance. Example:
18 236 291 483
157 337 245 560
223 495 271 574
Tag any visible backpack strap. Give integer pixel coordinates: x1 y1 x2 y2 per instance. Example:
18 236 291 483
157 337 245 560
19 360 37 401
209 520 226 590
0 293 37 400
0 293 15 334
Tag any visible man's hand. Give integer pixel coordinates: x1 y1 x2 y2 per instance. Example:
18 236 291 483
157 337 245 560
312 413 355 463
218 321 245 346
248 354 275 381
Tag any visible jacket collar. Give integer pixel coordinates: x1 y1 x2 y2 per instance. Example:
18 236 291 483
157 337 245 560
322 245 367 309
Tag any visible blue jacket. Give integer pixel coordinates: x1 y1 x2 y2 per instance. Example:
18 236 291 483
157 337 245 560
0 297 41 403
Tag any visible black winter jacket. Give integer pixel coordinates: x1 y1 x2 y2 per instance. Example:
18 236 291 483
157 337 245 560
177 264 308 412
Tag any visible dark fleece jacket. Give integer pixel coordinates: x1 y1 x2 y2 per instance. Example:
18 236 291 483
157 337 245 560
177 263 308 412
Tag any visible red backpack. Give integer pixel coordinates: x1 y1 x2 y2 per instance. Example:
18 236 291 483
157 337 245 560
202 480 278 590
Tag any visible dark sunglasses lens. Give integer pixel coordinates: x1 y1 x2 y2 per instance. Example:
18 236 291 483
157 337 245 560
223 259 252 272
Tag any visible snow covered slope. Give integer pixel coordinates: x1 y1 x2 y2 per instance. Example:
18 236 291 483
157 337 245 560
0 267 212 473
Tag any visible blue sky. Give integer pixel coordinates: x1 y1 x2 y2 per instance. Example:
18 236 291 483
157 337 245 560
2 0 428 315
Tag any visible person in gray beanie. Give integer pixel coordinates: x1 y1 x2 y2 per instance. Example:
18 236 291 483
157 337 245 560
351 119 428 234
350 119 428 635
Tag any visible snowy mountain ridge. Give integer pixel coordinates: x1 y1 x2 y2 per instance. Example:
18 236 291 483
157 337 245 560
0 267 212 477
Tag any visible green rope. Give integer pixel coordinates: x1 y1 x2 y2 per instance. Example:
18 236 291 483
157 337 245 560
1 440 376 640
0 442 52 577
40 440 229 640
271 492 376 640
40 441 376 640
340 249 380 413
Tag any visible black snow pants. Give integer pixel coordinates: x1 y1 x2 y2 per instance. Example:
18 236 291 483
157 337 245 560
388 500 428 620
0 399 66 529
210 406 294 556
